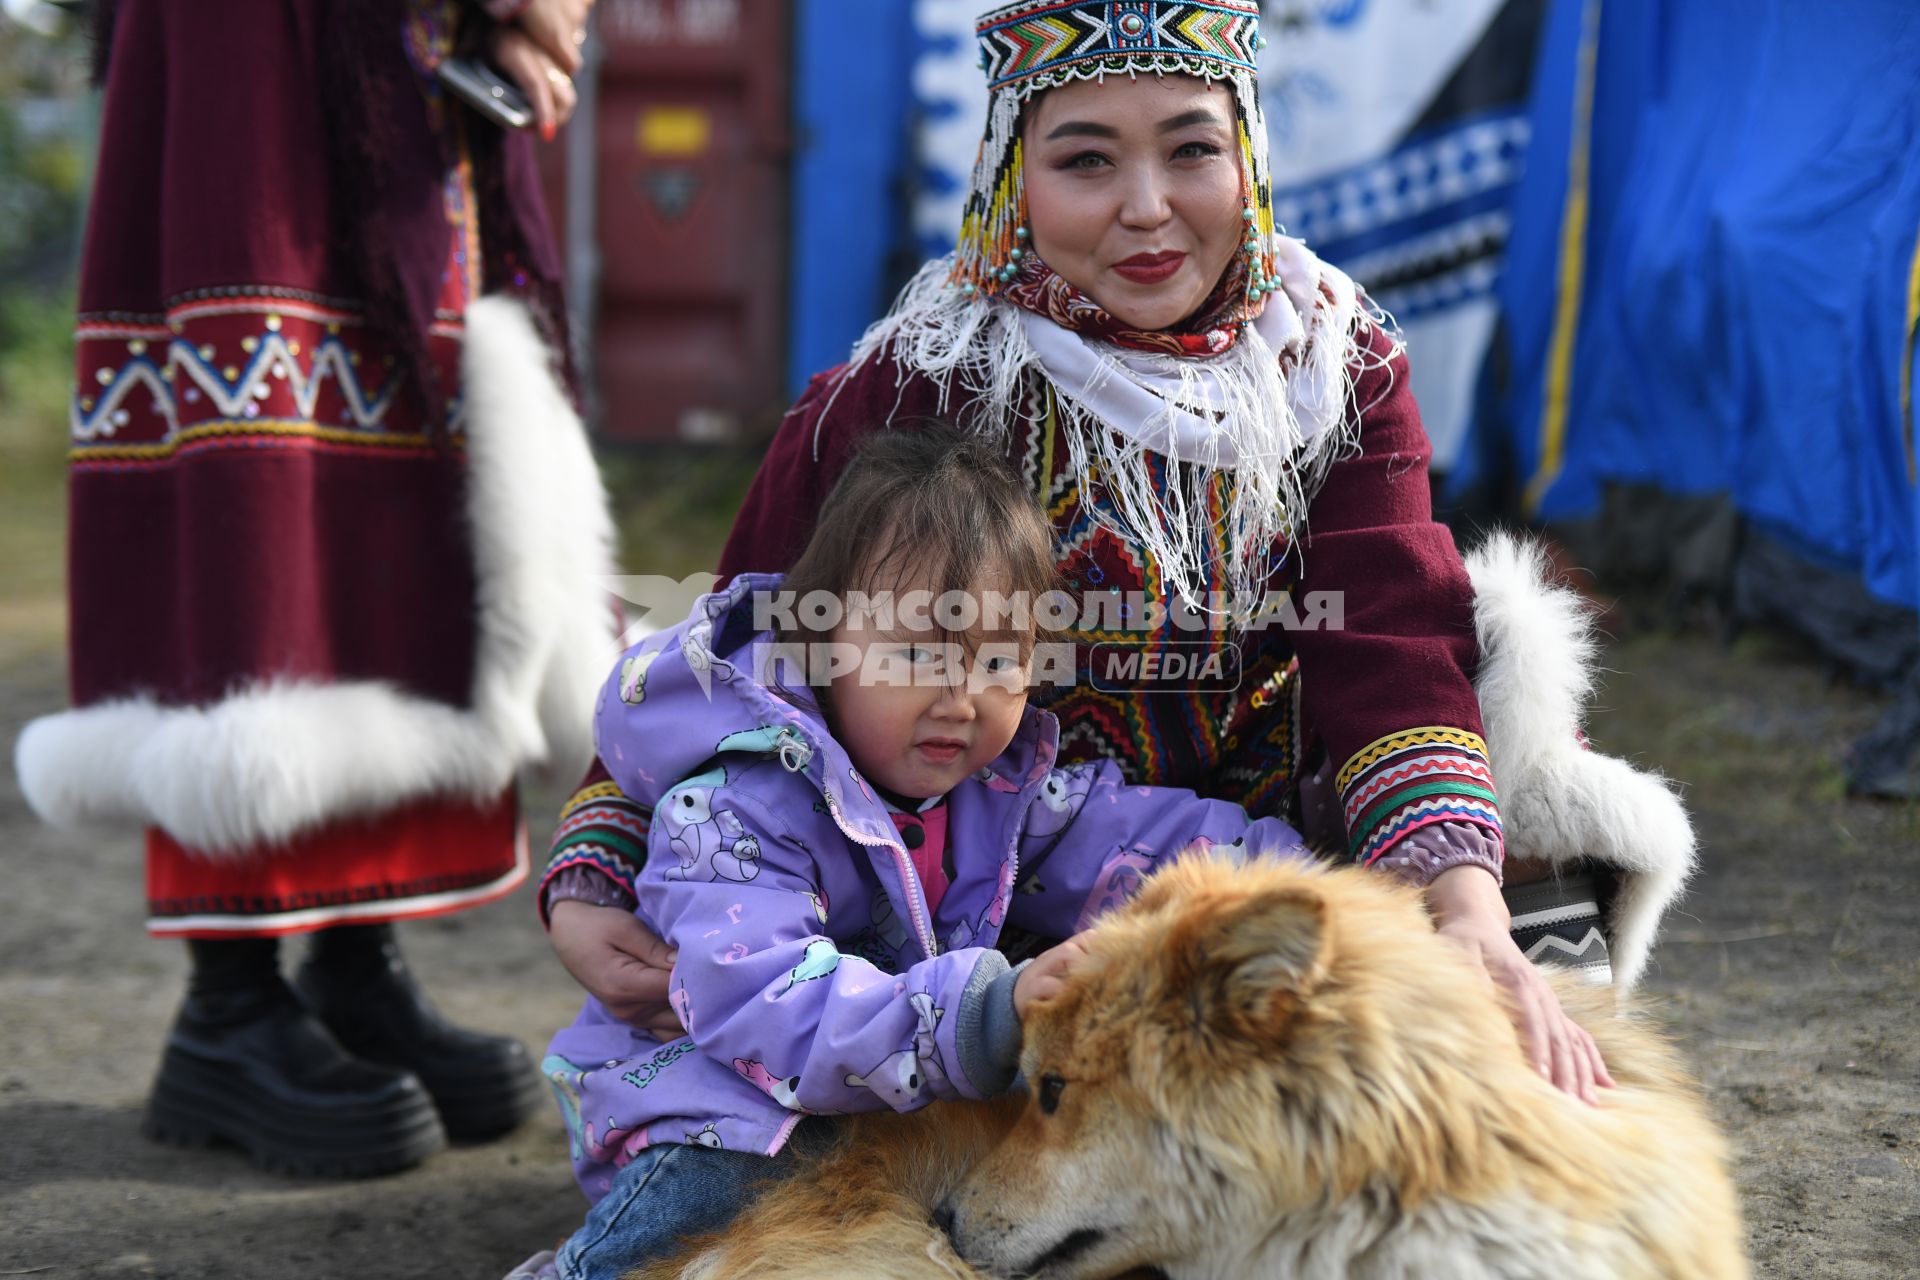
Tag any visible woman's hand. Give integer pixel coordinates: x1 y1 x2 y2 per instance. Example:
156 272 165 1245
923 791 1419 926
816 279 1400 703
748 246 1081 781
513 0 593 77
491 25 577 141
1013 935 1090 1019
1424 864 1614 1104
548 899 685 1038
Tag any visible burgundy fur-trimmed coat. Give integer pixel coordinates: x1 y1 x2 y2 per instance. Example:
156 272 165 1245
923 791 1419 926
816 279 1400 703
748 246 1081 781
16 0 613 937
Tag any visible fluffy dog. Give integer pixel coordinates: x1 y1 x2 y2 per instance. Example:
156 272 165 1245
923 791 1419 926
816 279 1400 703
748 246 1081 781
633 854 1744 1280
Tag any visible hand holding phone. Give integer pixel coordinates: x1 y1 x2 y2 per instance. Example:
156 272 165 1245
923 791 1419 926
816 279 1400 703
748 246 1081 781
436 57 535 130
483 25 579 141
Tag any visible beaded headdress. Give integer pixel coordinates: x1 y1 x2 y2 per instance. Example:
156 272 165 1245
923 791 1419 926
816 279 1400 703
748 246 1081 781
955 0 1277 311
844 0 1389 615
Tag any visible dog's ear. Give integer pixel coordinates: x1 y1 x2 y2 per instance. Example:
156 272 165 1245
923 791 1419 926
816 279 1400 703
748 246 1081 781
1164 884 1330 1046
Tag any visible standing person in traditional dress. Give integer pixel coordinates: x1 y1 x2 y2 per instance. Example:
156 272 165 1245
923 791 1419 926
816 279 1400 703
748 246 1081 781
13 0 615 1177
539 0 1674 1110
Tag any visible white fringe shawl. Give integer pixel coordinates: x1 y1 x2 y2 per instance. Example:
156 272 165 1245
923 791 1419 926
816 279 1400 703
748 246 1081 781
837 236 1398 617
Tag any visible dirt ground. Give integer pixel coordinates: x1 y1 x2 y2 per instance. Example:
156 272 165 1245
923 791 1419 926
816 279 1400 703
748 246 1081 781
2 618 1917 1279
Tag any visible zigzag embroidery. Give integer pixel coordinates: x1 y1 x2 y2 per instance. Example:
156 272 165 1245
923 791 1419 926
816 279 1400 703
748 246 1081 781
1356 798 1503 864
72 331 405 445
1342 755 1498 825
994 14 1081 75
1337 727 1489 792
1352 781 1499 847
979 0 1259 84
1069 6 1112 53
1523 928 1609 962
554 804 652 845
558 781 634 822
545 845 643 879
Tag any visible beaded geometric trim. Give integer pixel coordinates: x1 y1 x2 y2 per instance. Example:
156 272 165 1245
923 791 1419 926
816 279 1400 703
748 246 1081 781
976 0 1262 95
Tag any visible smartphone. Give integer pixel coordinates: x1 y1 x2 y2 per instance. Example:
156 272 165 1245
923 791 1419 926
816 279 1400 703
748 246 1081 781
436 56 535 130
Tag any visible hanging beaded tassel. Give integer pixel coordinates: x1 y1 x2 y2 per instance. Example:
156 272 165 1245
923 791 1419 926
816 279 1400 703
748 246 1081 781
1232 69 1279 326
953 89 1030 298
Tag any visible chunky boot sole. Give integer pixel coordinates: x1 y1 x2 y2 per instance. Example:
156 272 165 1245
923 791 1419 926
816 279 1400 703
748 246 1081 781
429 1061 548 1143
292 961 548 1143
144 1042 447 1178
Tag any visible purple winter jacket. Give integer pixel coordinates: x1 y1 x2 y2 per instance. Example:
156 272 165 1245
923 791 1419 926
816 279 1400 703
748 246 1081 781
543 576 1309 1201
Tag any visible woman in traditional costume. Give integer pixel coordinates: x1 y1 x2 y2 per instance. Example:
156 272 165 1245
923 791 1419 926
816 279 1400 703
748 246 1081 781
13 0 612 1176
540 0 1667 1110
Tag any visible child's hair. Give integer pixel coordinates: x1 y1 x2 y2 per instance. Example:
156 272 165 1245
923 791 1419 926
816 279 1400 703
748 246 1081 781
781 422 1060 656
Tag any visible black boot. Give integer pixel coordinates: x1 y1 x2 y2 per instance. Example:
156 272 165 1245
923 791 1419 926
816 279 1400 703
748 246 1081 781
146 938 446 1177
295 924 544 1142
1505 868 1616 984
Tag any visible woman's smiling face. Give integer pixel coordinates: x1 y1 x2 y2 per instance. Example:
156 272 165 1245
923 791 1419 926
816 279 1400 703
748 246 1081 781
1021 75 1245 331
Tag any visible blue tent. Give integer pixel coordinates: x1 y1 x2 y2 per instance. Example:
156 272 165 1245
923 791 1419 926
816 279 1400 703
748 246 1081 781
1460 0 1920 789
1466 0 1920 607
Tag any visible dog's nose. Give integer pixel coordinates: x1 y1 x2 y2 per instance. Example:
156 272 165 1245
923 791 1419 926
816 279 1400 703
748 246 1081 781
932 1201 957 1236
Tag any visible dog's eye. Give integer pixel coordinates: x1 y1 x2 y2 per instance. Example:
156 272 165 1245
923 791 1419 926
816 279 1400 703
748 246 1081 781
1038 1073 1066 1115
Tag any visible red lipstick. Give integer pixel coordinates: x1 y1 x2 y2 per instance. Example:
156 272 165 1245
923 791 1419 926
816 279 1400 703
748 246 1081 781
1111 251 1187 285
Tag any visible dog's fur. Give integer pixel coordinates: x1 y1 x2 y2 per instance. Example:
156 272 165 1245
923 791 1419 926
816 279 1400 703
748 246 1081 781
633 854 1744 1280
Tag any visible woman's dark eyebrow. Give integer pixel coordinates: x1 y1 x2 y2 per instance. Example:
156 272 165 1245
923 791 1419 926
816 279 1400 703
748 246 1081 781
1043 109 1225 141
1157 109 1224 132
1044 120 1120 140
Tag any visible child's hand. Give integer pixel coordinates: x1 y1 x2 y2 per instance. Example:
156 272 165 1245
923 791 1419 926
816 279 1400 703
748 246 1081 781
1013 935 1090 1019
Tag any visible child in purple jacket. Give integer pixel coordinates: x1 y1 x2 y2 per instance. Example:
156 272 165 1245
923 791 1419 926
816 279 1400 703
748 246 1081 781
518 427 1309 1280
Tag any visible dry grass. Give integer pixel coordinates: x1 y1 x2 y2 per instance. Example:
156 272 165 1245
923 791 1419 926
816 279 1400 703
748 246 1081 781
0 289 72 672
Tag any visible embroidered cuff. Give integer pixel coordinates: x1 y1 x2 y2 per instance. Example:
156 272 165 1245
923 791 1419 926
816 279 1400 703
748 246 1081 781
539 781 653 924
1336 727 1503 867
1369 820 1504 889
955 955 1027 1096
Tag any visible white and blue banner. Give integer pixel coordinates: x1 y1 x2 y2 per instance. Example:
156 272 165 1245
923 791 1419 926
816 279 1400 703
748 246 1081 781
902 0 1545 473
1258 0 1543 473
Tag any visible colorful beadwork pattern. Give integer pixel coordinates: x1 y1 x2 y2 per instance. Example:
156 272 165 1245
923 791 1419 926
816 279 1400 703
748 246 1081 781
976 0 1262 93
1337 728 1504 866
955 0 1276 305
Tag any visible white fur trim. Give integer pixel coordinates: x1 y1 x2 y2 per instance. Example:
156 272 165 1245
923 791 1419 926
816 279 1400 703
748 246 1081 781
460 293 617 784
13 296 617 856
1466 532 1697 991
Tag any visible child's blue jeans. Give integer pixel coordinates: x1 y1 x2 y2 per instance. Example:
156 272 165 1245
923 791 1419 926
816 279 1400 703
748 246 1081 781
555 1120 838 1280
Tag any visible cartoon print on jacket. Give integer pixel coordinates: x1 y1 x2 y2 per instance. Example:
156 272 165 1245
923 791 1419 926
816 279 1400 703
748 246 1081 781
1076 848 1160 931
685 1122 724 1149
844 1045 926 1109
668 981 694 1038
659 769 763 883
619 650 659 705
734 1058 804 1111
908 991 949 1093
621 1040 699 1089
783 938 841 993
545 1055 654 1168
1023 762 1099 841
947 858 1018 952
847 891 911 966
